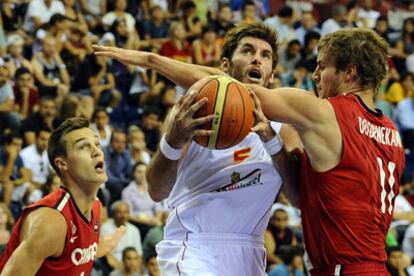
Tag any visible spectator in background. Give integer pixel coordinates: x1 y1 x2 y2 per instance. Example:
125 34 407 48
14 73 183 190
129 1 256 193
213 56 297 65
394 88 414 149
264 5 297 47
109 247 141 276
300 31 320 72
268 245 304 276
40 13 70 55
104 130 132 203
61 27 92 76
21 96 58 145
143 5 170 51
0 65 20 135
192 25 221 67
265 209 297 267
387 246 410 276
101 201 142 273
160 22 192 64
102 0 135 33
0 132 29 205
109 19 140 50
179 0 202 43
390 18 414 73
211 4 234 41
1 0 27 35
128 126 151 165
278 39 301 73
402 223 414 261
122 162 162 238
240 0 258 24
295 11 320 47
79 0 106 32
355 0 381 29
280 60 315 93
13 67 39 120
23 0 65 34
62 0 88 34
31 35 70 107
55 95 82 126
320 4 350 36
374 15 393 42
0 202 14 248
91 108 113 148
386 72 413 104
4 34 33 77
144 254 161 276
139 107 161 153
142 211 168 264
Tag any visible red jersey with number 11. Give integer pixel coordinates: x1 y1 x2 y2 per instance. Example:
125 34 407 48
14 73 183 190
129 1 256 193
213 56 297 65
300 94 405 269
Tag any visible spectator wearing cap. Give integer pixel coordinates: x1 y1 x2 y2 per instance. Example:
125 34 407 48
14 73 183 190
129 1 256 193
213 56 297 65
4 34 33 77
0 65 21 135
13 67 40 120
23 0 65 34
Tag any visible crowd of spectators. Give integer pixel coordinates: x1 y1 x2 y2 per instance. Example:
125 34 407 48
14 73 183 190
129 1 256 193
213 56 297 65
0 0 414 275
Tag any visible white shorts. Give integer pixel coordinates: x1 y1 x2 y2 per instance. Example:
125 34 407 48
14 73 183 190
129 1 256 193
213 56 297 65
156 233 266 276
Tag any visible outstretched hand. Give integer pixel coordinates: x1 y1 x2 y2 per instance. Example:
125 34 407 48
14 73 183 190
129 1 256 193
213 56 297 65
93 45 150 69
249 89 275 142
96 225 126 258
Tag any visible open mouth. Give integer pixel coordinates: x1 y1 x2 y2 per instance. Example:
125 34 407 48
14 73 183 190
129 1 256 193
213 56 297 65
247 69 262 82
94 161 105 173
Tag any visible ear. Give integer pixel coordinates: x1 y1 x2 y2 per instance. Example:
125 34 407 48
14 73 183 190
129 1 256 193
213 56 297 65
267 72 275 88
220 57 230 73
54 157 68 174
345 64 358 82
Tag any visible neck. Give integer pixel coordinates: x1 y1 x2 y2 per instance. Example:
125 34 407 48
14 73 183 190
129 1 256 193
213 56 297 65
62 180 99 221
342 88 376 110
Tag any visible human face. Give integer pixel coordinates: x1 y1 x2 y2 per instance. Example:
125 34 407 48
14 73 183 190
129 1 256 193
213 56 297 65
133 164 147 185
39 100 57 118
146 256 161 276
36 130 51 153
243 4 256 20
0 67 9 87
388 251 403 269
271 210 288 230
222 37 273 87
143 113 159 130
95 111 109 129
17 73 33 89
111 132 127 154
124 250 140 272
129 131 146 150
8 43 24 57
42 37 56 57
173 23 186 40
59 128 107 185
115 0 126 11
219 7 232 23
402 75 414 92
301 12 315 30
312 50 345 98
113 203 129 226
203 31 216 44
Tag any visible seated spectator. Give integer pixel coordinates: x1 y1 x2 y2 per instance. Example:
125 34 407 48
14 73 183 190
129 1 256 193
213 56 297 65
139 107 161 153
91 108 113 148
55 94 83 126
394 89 414 149
23 0 65 34
104 130 132 203
240 0 259 24
300 31 320 72
13 67 40 120
18 127 52 205
0 202 15 248
21 95 58 145
179 0 202 43
79 0 107 33
295 11 320 47
4 34 33 77
122 162 162 238
0 133 29 206
280 61 315 93
142 211 168 263
101 201 142 273
62 0 88 34
264 5 297 48
320 4 350 37
192 25 221 67
160 22 192 64
143 5 170 51
387 246 410 276
144 254 161 276
1 0 27 35
268 245 304 276
389 18 414 73
102 0 135 33
128 126 151 165
271 192 301 230
211 4 234 43
61 27 92 76
109 18 140 50
386 72 413 105
109 247 141 276
265 209 297 268
0 65 21 135
278 39 301 74
31 35 70 106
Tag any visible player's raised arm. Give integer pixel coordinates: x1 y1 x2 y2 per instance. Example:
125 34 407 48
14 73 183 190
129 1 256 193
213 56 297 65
250 85 342 173
1 208 66 275
93 45 224 89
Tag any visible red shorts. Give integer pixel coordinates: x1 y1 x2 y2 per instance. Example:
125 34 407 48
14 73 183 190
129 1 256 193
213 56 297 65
310 262 389 276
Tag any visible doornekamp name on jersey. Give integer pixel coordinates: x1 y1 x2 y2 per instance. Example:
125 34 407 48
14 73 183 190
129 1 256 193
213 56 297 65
214 169 263 192
358 117 402 148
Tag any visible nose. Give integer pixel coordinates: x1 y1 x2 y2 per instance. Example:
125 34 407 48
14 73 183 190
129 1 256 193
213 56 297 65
251 52 262 65
312 67 320 82
92 144 103 158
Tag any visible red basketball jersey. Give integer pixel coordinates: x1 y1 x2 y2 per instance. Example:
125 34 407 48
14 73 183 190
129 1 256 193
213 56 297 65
0 187 101 275
300 94 405 269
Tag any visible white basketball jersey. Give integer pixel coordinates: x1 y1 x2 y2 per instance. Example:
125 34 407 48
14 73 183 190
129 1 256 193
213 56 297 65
165 122 283 239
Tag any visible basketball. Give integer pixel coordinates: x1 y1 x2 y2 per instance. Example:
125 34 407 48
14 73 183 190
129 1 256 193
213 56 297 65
193 76 255 150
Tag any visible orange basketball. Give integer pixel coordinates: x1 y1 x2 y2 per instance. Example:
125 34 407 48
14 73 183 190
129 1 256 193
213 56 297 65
193 76 255 150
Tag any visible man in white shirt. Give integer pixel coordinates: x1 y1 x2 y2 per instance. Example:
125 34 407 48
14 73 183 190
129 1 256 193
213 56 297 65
321 4 349 36
23 0 65 33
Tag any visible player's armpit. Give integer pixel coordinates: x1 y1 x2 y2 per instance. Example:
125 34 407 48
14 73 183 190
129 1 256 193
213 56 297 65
1 207 67 275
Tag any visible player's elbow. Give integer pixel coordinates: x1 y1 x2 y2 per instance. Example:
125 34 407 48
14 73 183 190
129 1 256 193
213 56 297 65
146 172 167 202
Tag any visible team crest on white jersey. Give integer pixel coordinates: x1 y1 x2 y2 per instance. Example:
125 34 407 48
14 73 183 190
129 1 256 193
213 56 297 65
214 169 263 192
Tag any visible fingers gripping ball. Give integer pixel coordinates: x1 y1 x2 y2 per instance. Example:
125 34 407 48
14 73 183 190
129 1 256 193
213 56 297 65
194 76 254 150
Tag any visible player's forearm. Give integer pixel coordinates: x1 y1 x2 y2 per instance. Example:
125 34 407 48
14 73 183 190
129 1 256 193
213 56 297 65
146 150 179 202
148 52 223 89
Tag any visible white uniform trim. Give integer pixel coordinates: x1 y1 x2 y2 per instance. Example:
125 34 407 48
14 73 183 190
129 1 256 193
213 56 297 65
56 192 70 212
